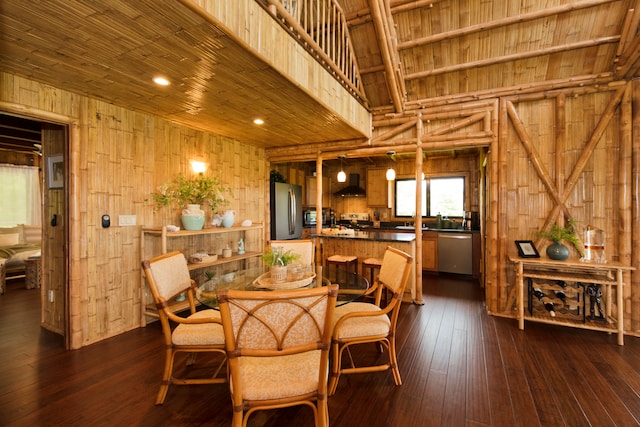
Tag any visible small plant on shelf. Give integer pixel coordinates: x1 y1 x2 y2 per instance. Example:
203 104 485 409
537 219 583 257
260 246 300 266
148 173 231 211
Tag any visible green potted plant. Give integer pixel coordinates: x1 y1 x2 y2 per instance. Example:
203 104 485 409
537 219 583 260
261 246 300 282
149 173 231 230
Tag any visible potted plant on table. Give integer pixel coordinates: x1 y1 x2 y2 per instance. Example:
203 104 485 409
149 173 231 230
537 219 583 260
261 246 300 282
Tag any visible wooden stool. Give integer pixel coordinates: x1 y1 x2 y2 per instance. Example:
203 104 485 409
362 257 387 304
326 254 358 285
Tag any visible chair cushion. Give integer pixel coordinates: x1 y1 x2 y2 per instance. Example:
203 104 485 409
235 350 322 401
172 309 225 346
332 302 390 339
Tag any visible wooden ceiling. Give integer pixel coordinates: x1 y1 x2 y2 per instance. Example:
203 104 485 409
344 0 640 114
2 0 640 156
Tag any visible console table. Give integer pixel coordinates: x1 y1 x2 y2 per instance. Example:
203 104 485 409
509 256 634 345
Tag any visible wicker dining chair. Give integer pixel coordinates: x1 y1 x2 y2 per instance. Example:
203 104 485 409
217 285 339 427
270 239 315 265
141 251 226 405
328 246 413 396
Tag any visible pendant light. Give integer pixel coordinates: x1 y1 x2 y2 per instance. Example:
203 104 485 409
386 151 396 181
337 155 347 183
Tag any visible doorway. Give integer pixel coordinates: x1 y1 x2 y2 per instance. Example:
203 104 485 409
0 112 69 346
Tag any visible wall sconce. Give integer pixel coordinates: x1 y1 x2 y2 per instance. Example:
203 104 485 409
386 151 396 181
190 160 207 174
337 155 346 183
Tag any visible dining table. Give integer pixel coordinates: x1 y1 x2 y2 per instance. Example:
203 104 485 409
195 264 370 309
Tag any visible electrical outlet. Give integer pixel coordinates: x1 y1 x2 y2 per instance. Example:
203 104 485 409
48 290 54 302
118 215 136 226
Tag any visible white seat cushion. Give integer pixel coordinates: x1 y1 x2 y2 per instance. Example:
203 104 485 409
236 350 322 401
172 309 225 346
332 302 390 339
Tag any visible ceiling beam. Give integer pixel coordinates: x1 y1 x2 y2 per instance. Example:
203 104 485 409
405 37 620 80
397 0 616 51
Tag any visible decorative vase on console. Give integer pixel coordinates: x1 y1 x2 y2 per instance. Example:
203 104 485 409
181 204 205 230
546 241 570 261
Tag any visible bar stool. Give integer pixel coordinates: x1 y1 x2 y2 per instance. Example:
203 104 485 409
326 254 358 285
362 257 387 304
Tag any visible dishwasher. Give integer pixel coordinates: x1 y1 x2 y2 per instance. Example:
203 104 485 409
438 233 473 275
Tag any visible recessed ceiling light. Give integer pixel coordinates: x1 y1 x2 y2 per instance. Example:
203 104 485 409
153 76 170 86
253 118 264 125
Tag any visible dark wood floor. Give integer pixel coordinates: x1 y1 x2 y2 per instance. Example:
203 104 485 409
1 274 639 427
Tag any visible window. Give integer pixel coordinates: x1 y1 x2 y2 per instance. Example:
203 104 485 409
0 164 42 227
394 176 465 218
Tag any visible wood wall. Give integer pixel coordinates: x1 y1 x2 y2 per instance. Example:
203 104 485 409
0 72 267 349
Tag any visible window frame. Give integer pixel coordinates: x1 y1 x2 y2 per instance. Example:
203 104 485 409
393 173 467 219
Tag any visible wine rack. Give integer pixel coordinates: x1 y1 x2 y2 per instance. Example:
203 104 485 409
510 256 634 345
527 279 585 323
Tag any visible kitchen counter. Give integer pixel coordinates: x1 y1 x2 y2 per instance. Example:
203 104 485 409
318 229 416 242
317 230 418 304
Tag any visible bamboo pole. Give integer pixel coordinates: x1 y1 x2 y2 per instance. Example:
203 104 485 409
616 8 635 57
492 98 508 313
619 83 632 268
506 100 571 219
556 94 567 227
404 73 617 110
368 0 403 112
405 37 619 80
398 0 614 50
631 79 640 331
414 113 423 304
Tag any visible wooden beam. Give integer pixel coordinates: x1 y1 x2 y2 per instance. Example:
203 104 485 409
405 37 620 80
397 0 616 50
369 0 404 112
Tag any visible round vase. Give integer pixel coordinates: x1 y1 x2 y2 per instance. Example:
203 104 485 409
181 204 205 230
546 241 570 260
221 210 235 228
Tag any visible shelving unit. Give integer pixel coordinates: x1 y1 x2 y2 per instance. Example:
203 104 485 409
510 256 634 345
141 224 264 325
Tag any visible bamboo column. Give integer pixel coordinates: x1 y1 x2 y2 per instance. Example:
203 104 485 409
414 113 423 304
632 80 640 331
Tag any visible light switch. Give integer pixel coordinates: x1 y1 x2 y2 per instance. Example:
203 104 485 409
118 215 136 226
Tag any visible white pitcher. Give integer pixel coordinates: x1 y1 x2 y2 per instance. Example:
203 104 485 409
221 210 235 228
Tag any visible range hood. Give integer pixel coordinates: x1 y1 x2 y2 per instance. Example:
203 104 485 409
334 173 366 197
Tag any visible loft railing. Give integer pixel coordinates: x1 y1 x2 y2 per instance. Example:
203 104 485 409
256 0 368 107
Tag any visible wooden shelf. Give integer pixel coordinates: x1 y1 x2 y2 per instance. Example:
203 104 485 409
510 256 634 345
186 251 262 271
141 224 264 325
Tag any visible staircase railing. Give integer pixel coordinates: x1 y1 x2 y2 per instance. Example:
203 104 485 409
256 0 368 107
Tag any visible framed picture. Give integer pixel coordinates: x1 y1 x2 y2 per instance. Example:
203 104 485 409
47 154 64 189
515 240 540 258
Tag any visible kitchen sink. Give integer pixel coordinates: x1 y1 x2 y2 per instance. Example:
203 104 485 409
395 225 429 230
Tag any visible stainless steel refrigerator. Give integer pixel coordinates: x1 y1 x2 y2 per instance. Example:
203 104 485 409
270 182 302 240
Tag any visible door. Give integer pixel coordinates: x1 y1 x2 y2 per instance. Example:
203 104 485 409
42 123 68 342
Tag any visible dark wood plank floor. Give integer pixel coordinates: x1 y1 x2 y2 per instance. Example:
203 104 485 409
1 275 639 427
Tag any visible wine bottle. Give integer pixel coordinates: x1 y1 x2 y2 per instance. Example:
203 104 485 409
540 297 556 317
555 290 567 303
532 288 545 300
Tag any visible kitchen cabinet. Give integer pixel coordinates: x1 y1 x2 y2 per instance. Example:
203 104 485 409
140 224 263 325
366 168 387 207
305 176 331 207
422 231 438 271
